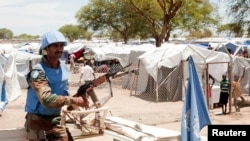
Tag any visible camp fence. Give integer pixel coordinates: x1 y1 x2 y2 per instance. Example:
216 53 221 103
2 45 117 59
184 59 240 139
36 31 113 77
120 50 183 102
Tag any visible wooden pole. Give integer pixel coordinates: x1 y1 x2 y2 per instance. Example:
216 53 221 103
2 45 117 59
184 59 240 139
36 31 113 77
228 63 232 113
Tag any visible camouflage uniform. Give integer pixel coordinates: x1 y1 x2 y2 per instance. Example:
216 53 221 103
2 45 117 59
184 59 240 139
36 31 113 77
25 57 75 141
25 31 89 141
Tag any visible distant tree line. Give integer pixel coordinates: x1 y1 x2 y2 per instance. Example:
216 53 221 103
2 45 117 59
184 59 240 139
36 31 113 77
0 28 40 40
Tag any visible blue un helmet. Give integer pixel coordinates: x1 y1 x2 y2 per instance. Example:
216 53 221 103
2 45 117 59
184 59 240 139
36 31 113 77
40 31 67 49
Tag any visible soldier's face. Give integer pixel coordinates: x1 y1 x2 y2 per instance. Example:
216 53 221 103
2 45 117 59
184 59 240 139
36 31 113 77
46 43 64 58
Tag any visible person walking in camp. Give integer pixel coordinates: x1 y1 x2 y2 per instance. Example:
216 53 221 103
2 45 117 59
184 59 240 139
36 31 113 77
69 53 76 72
96 62 110 73
79 60 96 84
232 67 246 112
219 74 229 114
24 31 89 141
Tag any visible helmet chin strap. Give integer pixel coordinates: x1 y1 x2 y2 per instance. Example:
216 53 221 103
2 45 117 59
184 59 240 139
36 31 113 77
42 49 47 56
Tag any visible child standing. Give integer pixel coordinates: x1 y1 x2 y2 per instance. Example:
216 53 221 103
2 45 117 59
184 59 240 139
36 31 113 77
219 74 229 114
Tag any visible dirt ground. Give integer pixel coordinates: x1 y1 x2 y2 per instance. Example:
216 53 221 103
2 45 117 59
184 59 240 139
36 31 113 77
1 72 250 141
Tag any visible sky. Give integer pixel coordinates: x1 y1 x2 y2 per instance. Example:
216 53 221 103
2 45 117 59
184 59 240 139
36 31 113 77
0 0 228 36
0 0 89 36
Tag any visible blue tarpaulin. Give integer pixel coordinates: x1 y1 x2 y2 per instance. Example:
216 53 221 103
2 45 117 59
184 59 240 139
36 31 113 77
0 82 8 112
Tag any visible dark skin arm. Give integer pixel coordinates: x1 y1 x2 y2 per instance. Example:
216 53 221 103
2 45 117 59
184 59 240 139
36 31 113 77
209 74 215 86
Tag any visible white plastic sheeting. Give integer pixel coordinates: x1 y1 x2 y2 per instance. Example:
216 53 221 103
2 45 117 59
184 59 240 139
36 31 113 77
86 43 155 67
138 43 250 94
15 51 41 88
0 52 22 102
64 42 86 54
138 43 231 82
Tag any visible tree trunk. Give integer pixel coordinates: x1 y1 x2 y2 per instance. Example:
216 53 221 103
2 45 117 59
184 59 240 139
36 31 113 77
165 30 171 42
155 36 162 47
123 36 128 44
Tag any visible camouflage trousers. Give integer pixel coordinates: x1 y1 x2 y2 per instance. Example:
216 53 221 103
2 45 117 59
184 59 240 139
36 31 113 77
24 113 73 141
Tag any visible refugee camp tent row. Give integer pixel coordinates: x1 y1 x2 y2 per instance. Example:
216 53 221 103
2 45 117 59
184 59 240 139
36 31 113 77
83 43 164 101
63 41 120 64
87 42 250 111
208 39 250 57
136 43 250 111
14 42 40 54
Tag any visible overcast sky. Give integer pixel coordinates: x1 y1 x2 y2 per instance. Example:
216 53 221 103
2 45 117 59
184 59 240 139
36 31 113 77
0 0 227 36
0 0 89 36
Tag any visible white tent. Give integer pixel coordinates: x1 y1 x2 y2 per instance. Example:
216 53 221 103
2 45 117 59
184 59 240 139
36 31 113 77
15 51 41 88
139 43 231 82
0 44 16 54
137 43 250 104
64 42 86 54
0 50 41 113
0 52 22 102
86 43 155 67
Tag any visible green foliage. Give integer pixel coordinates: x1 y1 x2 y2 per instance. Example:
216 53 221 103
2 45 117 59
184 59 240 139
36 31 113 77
174 0 219 32
0 28 13 39
75 0 153 44
187 28 213 38
75 0 217 46
224 0 250 24
128 0 185 46
217 23 244 37
247 25 250 36
221 0 250 36
14 34 40 40
59 24 91 42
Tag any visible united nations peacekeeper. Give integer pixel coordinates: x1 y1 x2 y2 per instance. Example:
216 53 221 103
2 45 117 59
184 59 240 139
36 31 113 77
24 31 89 141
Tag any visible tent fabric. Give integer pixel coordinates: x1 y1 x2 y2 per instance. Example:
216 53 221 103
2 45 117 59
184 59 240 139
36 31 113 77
122 50 149 92
86 43 155 67
138 43 231 82
0 50 42 112
64 42 86 54
0 56 7 112
231 57 250 94
217 41 240 54
14 51 41 88
1 52 22 101
0 44 16 54
138 43 250 96
1 49 41 90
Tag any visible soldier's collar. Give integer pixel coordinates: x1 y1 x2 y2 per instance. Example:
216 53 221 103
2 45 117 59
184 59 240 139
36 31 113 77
42 57 60 68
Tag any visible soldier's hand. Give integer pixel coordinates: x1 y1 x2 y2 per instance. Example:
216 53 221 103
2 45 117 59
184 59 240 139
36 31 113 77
71 96 89 109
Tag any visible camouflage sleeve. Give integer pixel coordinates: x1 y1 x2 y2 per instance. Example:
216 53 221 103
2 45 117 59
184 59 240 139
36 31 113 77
29 69 71 108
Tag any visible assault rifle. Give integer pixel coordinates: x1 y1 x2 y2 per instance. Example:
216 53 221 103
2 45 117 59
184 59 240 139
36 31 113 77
75 63 138 109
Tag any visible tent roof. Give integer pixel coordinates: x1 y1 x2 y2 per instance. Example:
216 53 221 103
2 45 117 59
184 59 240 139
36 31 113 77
85 43 155 66
138 43 231 81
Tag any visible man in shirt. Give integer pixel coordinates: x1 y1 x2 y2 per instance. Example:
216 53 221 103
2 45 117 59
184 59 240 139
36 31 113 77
79 60 96 84
69 53 76 72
